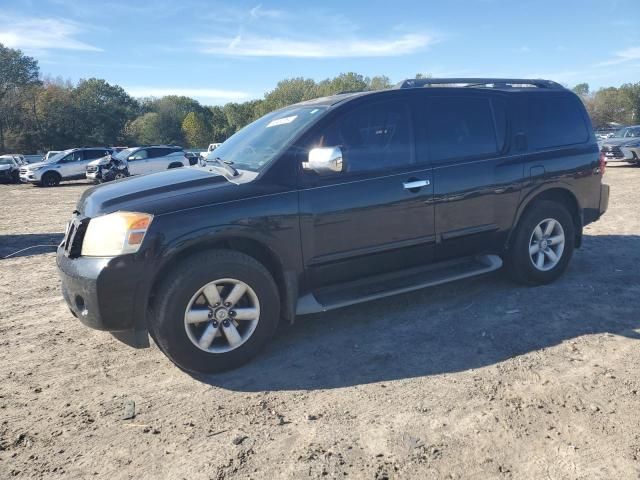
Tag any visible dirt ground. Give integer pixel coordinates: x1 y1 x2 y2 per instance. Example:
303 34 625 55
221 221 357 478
1 167 639 480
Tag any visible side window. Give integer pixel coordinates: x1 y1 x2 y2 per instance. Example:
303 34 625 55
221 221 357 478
311 99 412 173
60 151 82 163
527 94 589 149
425 97 499 163
84 150 107 160
147 148 164 158
129 149 148 161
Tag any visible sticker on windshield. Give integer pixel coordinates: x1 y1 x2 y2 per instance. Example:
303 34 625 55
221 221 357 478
266 115 297 128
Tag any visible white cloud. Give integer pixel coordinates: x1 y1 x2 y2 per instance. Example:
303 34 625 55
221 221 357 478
595 46 640 66
0 15 102 52
249 4 285 19
198 33 434 58
124 87 251 102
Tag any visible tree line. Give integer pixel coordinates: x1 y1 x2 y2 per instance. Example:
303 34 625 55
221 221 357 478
1 42 638 154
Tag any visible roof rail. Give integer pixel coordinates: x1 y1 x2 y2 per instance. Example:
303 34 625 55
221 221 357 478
393 78 564 90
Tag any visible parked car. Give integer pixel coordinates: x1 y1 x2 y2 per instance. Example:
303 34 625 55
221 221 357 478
599 125 640 165
0 155 21 183
20 147 112 186
57 77 609 374
85 145 187 183
2 153 26 165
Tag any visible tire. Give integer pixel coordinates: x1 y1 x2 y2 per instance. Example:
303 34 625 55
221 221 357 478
11 170 20 183
506 200 575 285
149 250 280 373
41 172 61 187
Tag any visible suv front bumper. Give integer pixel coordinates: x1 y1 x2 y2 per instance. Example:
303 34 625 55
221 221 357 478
19 169 42 183
57 247 150 347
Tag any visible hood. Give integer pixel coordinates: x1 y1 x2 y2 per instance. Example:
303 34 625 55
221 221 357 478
77 167 258 218
88 155 112 166
602 138 640 147
25 161 48 169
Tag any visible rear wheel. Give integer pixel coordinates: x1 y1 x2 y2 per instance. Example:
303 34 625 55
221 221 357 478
149 250 280 373
41 172 61 187
506 200 575 285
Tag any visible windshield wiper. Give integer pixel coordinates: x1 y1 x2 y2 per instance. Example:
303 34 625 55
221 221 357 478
208 157 239 177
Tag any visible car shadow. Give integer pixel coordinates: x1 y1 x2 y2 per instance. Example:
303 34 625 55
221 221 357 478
193 234 640 391
0 233 63 259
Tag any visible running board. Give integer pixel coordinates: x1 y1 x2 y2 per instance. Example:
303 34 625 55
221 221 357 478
296 254 502 315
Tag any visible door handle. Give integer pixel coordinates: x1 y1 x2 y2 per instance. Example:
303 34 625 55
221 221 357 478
403 179 430 190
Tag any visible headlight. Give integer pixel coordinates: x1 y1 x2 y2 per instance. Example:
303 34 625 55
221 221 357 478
81 211 153 257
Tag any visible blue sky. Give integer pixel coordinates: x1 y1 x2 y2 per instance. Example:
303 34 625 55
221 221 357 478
1 0 639 105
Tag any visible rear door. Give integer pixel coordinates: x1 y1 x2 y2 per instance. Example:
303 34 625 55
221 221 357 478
146 147 169 173
424 92 524 260
298 96 436 288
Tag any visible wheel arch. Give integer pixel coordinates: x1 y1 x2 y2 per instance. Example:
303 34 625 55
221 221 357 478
147 233 296 328
42 169 62 180
507 185 583 250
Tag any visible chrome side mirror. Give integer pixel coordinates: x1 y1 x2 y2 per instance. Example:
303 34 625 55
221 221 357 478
303 147 344 174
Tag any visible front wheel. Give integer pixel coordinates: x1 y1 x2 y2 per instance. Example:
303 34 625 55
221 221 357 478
506 200 575 285
149 250 280 373
41 172 60 187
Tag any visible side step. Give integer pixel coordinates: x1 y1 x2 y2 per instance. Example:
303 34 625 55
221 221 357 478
296 254 502 315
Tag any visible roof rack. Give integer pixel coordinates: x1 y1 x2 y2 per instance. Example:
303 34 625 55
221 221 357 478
393 78 564 90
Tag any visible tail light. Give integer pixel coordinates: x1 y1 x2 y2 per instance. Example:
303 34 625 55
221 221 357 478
599 152 606 175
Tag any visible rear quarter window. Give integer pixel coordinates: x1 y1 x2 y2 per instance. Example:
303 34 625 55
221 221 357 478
527 94 589 149
422 96 500 163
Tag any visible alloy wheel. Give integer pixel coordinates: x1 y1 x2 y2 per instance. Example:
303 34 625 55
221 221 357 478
529 218 565 271
184 278 260 353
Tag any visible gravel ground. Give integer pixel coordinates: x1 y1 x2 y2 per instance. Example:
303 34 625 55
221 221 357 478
1 167 639 479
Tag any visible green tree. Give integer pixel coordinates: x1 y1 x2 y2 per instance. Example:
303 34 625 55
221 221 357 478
0 43 40 150
368 75 392 90
72 78 139 145
572 83 590 97
208 105 231 142
182 111 210 148
126 112 163 144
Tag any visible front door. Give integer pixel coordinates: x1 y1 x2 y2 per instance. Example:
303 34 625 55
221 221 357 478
127 148 149 175
298 97 435 289
57 150 84 179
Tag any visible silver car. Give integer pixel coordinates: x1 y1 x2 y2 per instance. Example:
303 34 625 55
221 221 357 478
600 125 640 165
20 147 112 187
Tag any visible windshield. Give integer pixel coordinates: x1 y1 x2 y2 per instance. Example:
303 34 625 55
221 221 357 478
205 106 328 172
113 147 137 160
612 127 640 138
0 157 14 165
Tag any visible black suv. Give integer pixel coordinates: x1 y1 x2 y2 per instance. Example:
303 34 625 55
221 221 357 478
57 78 610 373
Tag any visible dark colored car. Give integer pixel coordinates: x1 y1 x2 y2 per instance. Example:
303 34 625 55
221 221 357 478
0 155 21 183
57 78 610 373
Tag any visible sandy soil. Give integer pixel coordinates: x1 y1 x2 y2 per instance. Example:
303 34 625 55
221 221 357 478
1 167 639 479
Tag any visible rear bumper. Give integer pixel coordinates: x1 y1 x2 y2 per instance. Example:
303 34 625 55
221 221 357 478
583 183 610 226
57 247 150 347
599 183 610 217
